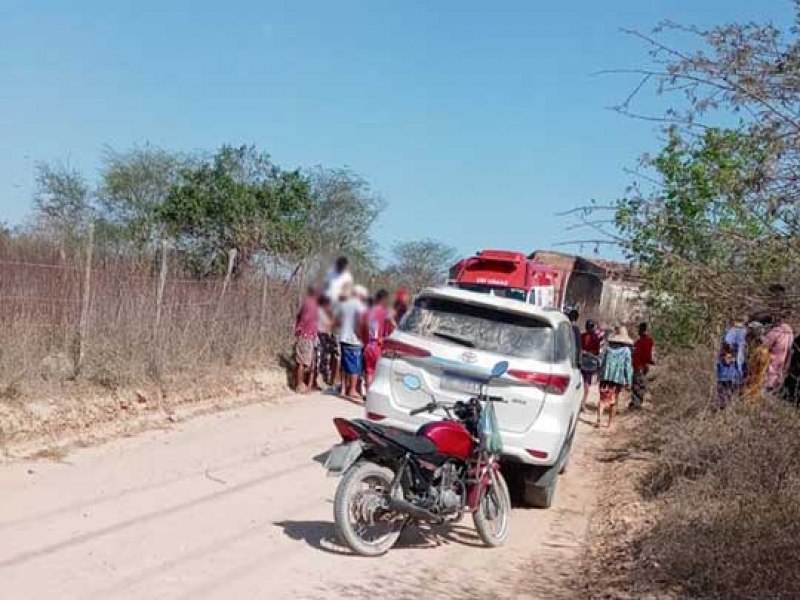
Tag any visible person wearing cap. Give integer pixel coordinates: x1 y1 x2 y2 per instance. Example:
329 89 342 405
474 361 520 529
596 326 634 429
335 286 368 400
580 319 602 412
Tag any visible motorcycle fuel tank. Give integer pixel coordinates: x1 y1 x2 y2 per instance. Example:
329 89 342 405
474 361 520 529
417 420 473 460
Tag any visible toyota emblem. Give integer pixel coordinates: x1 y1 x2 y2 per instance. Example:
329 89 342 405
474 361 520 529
461 351 478 364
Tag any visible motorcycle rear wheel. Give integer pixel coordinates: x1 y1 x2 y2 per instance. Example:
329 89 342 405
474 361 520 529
472 469 511 547
333 461 405 557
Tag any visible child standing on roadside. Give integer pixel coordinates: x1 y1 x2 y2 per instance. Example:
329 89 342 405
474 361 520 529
580 319 602 412
315 296 335 388
364 290 390 389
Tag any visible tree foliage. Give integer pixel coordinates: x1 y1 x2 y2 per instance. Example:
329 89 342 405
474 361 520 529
306 167 384 275
19 142 421 286
387 239 457 292
157 145 314 274
32 161 94 241
97 144 187 244
607 8 800 345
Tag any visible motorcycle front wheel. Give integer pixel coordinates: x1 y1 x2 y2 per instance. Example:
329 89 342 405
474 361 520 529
472 468 511 547
333 461 405 557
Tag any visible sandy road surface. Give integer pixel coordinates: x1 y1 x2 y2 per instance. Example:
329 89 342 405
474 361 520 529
0 393 601 599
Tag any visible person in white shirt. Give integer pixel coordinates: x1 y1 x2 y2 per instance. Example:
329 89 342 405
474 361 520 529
323 256 353 387
325 256 353 304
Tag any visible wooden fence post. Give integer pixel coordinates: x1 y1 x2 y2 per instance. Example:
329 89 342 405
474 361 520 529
73 223 94 377
201 249 237 359
154 240 168 334
260 271 268 330
217 248 236 316
152 240 169 376
58 243 70 352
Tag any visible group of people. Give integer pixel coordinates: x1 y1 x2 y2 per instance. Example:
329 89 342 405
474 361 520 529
716 312 799 408
569 308 655 429
293 256 411 399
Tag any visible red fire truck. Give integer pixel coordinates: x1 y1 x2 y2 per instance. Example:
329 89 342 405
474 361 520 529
447 250 562 309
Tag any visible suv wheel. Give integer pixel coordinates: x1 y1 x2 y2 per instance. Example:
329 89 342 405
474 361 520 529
522 465 558 509
524 477 557 509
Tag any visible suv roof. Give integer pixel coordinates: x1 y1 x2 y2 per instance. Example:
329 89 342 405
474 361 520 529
417 286 568 328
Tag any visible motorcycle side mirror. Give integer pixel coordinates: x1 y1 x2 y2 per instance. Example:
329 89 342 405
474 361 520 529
490 361 509 378
401 374 422 391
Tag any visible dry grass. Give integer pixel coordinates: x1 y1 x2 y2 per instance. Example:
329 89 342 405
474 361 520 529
581 349 800 599
0 238 297 447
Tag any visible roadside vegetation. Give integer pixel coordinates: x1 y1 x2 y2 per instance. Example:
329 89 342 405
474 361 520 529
0 145 455 447
580 3 800 598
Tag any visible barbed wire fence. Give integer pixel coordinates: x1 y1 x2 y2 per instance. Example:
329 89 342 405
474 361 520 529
0 237 300 395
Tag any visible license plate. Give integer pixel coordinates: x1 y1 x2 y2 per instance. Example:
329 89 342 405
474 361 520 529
324 441 363 477
441 372 482 394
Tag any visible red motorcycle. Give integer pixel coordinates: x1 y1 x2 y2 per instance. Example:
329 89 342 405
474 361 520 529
324 361 511 556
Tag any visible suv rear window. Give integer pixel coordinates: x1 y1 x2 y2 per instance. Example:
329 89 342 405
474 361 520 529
399 296 554 360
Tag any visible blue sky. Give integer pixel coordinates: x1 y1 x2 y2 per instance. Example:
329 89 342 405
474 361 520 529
0 1 793 260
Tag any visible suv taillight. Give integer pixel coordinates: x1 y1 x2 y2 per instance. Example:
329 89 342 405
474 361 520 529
508 370 570 395
382 339 431 359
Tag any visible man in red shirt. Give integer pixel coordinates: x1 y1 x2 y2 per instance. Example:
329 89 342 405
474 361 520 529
631 322 655 409
364 289 390 388
580 320 602 411
294 286 319 393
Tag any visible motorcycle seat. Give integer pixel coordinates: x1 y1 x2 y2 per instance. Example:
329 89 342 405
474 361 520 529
354 420 438 456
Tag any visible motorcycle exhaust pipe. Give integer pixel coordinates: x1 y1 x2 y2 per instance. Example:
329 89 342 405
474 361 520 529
389 497 443 524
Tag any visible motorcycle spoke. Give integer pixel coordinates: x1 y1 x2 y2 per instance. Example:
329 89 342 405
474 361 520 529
480 481 508 539
347 475 401 547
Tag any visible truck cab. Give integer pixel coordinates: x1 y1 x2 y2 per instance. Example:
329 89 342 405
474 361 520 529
448 250 561 309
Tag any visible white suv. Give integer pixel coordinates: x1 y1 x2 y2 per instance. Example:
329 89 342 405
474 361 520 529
365 286 582 508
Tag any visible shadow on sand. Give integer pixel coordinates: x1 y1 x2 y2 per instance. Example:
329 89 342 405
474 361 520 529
273 518 484 557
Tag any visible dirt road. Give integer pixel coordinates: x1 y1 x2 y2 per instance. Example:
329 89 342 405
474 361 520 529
0 393 601 599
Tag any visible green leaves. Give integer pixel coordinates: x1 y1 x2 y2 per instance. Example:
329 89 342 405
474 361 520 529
97 144 187 244
387 239 458 291
27 144 389 278
306 167 384 273
33 161 94 241
618 126 795 345
158 145 314 274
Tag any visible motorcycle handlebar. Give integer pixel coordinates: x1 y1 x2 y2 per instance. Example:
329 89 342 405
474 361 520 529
409 402 436 416
485 395 507 403
409 395 506 416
